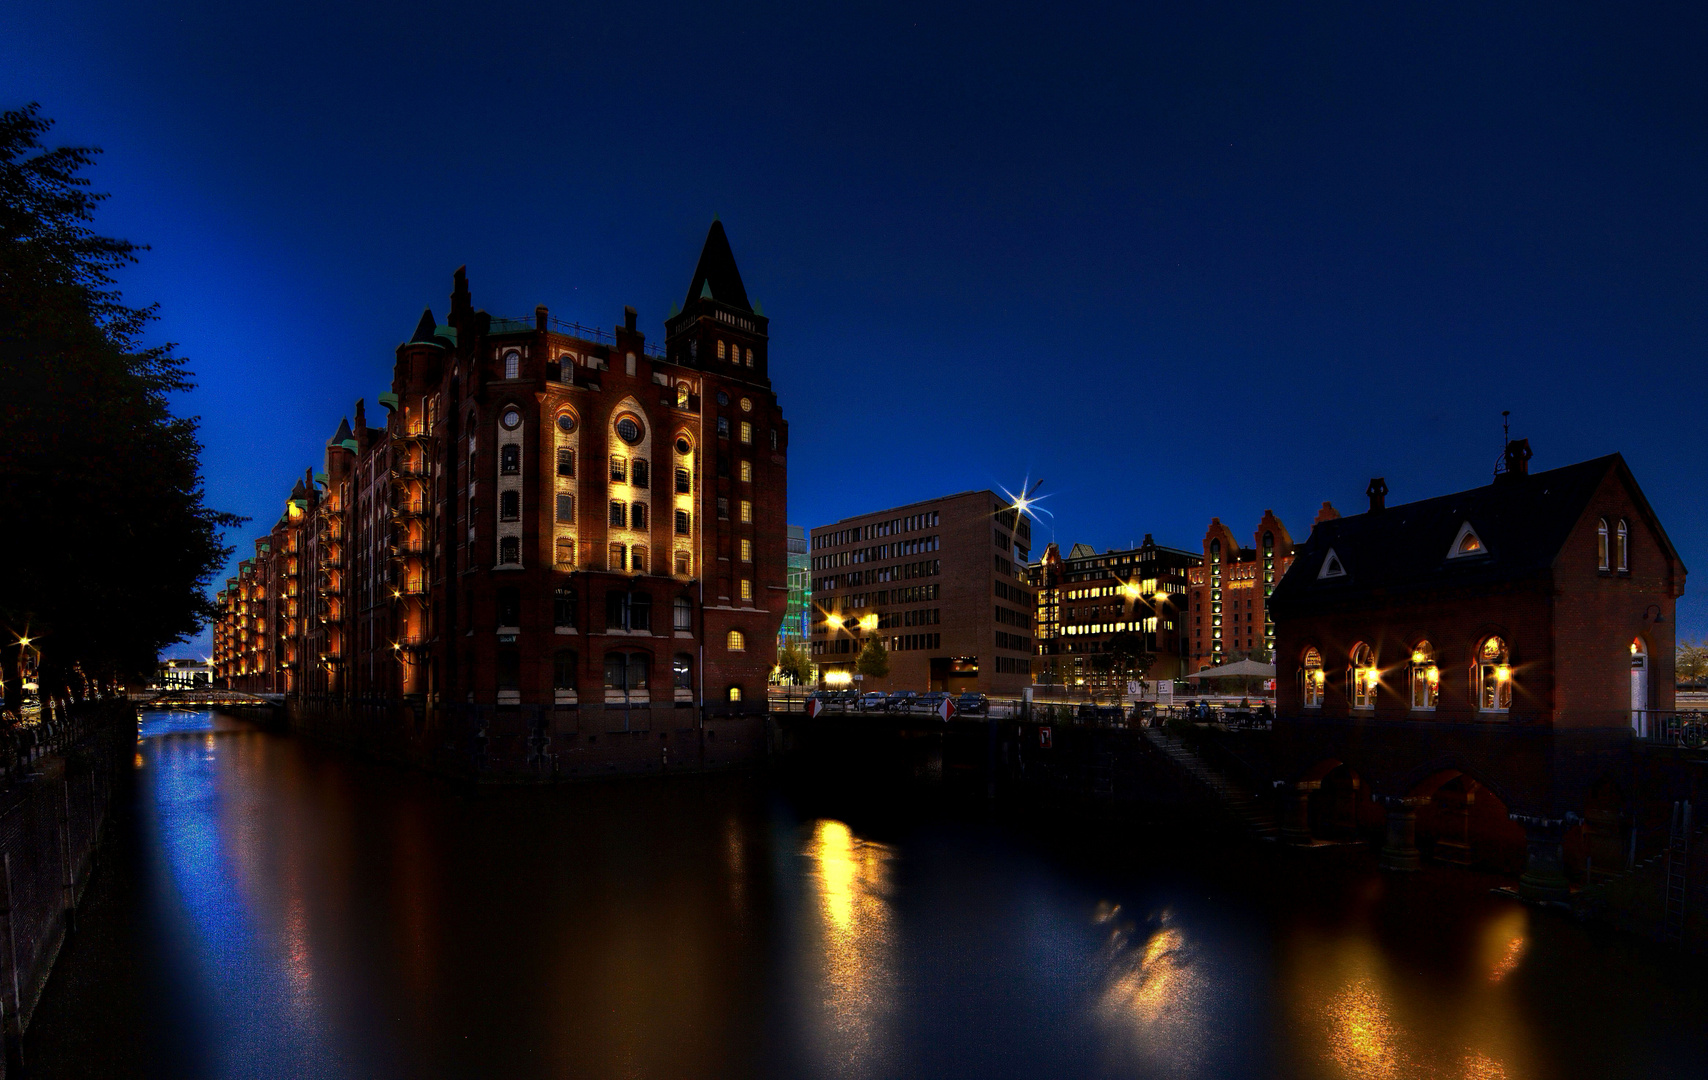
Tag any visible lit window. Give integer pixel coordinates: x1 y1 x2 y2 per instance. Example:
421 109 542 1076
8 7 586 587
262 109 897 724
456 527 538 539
740 500 752 523
739 421 752 444
1349 642 1377 709
717 340 727 360
1409 641 1438 711
727 629 746 651
1597 518 1609 569
728 685 742 701
1477 637 1512 713
740 539 753 562
739 461 752 483
1617 519 1629 572
745 347 753 367
673 653 693 689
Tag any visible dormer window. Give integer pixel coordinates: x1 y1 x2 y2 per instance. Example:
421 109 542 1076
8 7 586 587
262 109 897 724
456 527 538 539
1317 548 1346 580
1447 522 1486 559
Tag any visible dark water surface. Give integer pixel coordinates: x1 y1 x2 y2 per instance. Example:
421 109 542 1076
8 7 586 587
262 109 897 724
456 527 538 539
20 710 1708 1079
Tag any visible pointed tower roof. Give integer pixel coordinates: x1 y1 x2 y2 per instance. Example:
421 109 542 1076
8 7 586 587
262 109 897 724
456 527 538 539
410 308 437 343
682 220 752 312
329 417 353 446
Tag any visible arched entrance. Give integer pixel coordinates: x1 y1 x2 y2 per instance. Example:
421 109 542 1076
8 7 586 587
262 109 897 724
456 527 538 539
1406 769 1526 873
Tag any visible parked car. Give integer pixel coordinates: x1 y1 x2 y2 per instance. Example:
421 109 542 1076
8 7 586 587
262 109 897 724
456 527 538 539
918 692 950 714
859 692 887 711
954 693 989 715
884 690 918 712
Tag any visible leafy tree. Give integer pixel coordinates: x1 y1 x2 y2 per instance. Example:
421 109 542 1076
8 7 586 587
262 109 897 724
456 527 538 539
776 640 813 686
855 635 890 681
1678 640 1708 690
0 103 239 719
1092 630 1155 698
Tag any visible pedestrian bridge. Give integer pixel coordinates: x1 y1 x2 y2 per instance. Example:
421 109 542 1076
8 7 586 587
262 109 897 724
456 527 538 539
132 689 283 710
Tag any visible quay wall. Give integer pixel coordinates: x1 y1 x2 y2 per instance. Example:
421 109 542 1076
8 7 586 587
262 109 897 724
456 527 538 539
285 695 765 783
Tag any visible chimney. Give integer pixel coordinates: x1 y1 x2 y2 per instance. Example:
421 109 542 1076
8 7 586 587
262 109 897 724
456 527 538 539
1366 477 1388 513
535 305 549 332
1503 438 1532 478
624 306 638 333
1314 501 1341 526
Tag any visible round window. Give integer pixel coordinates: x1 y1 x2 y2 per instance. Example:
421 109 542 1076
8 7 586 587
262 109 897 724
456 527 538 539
716 391 729 406
740 397 752 413
501 408 521 430
615 416 643 444
675 437 691 455
556 413 576 434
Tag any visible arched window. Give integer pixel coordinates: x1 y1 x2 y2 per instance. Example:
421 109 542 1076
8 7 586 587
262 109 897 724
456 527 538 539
503 350 520 380
673 653 693 690
499 491 519 521
1302 647 1324 708
1476 636 1511 713
676 383 690 409
1409 641 1438 711
553 586 577 628
1616 519 1629 572
727 629 746 651
1349 642 1377 710
1597 518 1610 570
728 685 743 702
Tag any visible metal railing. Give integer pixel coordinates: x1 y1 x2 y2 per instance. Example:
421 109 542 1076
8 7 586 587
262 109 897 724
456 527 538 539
1634 711 1708 747
498 314 669 359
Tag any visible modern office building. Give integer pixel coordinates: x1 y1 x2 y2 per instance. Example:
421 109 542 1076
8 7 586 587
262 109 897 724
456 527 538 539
808 490 1035 695
781 524 809 645
1028 535 1200 691
214 221 789 778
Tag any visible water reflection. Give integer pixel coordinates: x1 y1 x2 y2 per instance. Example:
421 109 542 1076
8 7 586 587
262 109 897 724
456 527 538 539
802 819 896 1077
21 711 1708 1079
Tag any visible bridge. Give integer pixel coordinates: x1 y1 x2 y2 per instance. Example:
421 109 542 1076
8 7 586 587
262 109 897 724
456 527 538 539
131 689 284 710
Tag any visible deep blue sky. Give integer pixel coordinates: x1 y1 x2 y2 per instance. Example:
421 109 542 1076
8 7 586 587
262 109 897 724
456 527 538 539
6 2 1706 656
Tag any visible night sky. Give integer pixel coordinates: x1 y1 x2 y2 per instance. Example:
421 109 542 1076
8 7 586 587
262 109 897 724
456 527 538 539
5 2 1706 655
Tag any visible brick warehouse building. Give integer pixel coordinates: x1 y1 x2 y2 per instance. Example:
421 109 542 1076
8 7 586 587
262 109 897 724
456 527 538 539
215 222 789 777
808 491 1036 695
1184 510 1296 672
1271 445 1684 727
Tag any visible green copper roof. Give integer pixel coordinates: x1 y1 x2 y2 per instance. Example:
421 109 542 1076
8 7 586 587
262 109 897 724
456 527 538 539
378 393 399 411
435 325 457 344
314 472 328 486
341 439 359 452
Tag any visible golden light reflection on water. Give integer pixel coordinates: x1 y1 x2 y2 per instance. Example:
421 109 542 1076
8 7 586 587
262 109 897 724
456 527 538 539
1095 909 1209 1074
805 819 895 1075
1285 903 1535 1080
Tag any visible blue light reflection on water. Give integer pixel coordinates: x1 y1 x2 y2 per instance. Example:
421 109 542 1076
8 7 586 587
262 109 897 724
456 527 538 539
137 711 352 1079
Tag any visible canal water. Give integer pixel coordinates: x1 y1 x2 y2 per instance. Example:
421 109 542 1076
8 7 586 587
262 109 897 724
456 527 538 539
19 709 1708 1079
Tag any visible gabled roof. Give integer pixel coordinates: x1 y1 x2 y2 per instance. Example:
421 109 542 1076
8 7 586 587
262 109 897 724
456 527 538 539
682 220 752 312
1271 453 1680 612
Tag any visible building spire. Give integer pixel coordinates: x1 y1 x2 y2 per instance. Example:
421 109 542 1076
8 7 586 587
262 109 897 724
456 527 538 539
410 308 437 343
682 219 752 312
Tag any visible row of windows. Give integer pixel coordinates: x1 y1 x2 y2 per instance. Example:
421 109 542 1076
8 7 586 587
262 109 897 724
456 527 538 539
1597 518 1631 572
1300 637 1512 712
996 656 1031 674
995 630 1032 652
892 633 940 652
715 340 754 366
994 604 1030 628
994 580 1028 603
812 512 942 551
875 608 940 630
811 534 939 570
